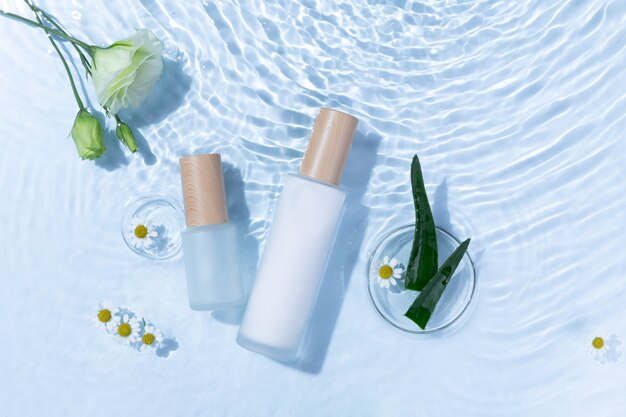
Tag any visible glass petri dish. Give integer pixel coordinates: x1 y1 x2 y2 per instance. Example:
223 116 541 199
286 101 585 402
367 224 476 334
121 195 184 261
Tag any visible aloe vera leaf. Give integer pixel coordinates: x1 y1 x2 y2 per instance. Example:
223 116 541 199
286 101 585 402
404 238 471 330
404 155 438 291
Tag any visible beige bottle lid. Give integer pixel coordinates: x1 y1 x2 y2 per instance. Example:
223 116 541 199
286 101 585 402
179 153 228 227
299 107 359 185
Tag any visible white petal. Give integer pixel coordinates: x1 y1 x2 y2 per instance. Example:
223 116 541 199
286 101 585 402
389 258 398 268
383 256 389 265
389 278 397 286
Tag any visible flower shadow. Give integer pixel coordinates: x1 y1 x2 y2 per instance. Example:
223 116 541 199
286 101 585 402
282 130 382 374
94 111 129 171
156 337 180 359
145 224 172 253
128 127 158 166
119 59 192 128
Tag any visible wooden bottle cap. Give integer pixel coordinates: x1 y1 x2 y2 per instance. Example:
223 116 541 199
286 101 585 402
299 108 358 185
179 154 228 227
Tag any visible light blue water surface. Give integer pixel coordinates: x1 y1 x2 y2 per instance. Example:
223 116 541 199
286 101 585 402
1 0 625 416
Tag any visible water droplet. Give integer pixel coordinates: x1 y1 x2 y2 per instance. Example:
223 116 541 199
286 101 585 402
163 40 183 61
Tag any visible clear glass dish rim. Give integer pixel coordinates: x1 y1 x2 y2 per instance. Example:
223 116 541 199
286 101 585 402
121 194 185 261
366 223 477 335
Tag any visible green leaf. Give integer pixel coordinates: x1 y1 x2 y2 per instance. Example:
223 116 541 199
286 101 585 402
404 238 471 330
405 155 438 291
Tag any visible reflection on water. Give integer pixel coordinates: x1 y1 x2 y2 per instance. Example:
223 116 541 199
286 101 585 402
1 0 625 415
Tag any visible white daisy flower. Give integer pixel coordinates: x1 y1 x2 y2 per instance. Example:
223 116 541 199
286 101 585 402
139 324 164 352
588 334 622 363
377 256 403 289
114 314 141 344
125 216 158 250
93 302 120 333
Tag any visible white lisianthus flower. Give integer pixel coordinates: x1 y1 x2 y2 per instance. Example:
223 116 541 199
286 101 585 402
91 29 163 114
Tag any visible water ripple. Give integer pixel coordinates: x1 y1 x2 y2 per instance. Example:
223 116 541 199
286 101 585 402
1 0 626 415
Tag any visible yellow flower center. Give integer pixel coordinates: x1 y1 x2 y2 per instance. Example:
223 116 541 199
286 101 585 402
142 333 156 345
97 309 112 323
379 265 393 279
134 224 149 239
118 323 132 337
592 337 604 349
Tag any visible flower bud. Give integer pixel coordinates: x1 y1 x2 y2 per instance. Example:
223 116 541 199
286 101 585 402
116 121 138 153
70 110 105 160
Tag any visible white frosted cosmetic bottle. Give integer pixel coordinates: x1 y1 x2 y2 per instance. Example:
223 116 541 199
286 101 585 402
237 108 358 361
179 154 245 311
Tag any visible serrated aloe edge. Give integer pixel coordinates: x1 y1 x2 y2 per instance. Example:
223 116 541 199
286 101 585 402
405 238 471 330
404 155 438 291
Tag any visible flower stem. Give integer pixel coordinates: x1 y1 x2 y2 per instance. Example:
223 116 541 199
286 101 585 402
35 14 84 110
22 0 92 74
0 9 93 53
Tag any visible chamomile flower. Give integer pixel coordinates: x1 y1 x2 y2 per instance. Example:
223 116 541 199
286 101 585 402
94 302 119 333
377 256 403 289
125 216 157 249
114 314 141 344
588 334 622 364
139 324 164 352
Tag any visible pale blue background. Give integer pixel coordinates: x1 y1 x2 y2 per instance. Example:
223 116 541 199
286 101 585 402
1 0 625 416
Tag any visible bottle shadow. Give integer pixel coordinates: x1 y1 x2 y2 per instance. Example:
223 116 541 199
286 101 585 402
281 130 382 374
211 161 259 325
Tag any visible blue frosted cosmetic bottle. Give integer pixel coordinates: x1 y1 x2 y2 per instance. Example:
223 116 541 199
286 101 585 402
179 153 244 311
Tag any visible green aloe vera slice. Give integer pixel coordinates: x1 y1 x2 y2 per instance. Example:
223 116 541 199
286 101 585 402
405 155 438 291
405 238 471 330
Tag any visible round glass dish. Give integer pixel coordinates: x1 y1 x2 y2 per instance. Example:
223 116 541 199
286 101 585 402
367 224 476 334
121 195 184 261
